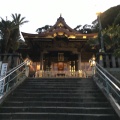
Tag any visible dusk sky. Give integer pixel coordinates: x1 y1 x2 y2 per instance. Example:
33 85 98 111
0 0 120 34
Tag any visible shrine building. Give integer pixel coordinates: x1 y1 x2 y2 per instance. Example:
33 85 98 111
20 16 98 77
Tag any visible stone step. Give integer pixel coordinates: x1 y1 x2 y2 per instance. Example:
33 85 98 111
3 101 111 107
11 92 104 98
0 78 119 120
8 96 108 102
0 112 118 120
0 106 114 114
15 89 102 93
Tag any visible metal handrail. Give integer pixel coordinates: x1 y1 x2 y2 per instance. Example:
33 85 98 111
96 66 120 92
0 61 27 82
6 61 25 74
0 60 29 98
4 68 26 87
94 63 120 106
96 66 120 101
96 63 120 86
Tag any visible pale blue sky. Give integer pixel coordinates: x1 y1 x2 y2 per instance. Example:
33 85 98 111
0 0 119 33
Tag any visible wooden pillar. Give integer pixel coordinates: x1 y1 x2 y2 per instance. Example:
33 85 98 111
40 52 43 71
78 53 81 70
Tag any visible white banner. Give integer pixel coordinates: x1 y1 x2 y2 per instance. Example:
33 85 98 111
0 76 5 94
0 63 8 94
1 63 8 76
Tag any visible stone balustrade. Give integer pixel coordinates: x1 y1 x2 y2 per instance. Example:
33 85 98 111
97 53 120 68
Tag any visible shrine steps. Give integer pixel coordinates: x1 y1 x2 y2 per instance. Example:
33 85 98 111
0 78 119 120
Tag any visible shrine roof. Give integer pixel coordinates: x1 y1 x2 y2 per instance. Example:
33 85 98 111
22 15 98 40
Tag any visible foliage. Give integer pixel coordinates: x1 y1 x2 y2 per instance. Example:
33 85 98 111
92 5 120 29
87 24 120 57
74 24 95 34
86 37 100 51
114 11 120 25
0 13 28 53
103 24 120 53
88 5 120 57
36 25 52 33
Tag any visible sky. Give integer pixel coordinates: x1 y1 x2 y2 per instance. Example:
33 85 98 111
0 0 120 34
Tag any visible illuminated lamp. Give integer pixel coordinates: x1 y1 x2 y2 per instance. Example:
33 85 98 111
58 32 64 36
83 36 86 39
68 35 76 38
36 65 40 71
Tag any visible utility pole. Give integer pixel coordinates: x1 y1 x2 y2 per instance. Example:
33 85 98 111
96 12 104 52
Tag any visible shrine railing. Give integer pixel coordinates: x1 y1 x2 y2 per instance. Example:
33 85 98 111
94 63 120 117
0 59 30 99
34 70 93 78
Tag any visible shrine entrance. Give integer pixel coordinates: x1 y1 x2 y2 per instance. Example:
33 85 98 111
20 15 97 78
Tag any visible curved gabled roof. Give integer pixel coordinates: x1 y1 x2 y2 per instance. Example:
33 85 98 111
22 15 98 40
43 15 79 34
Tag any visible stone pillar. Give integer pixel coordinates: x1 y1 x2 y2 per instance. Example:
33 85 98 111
78 53 81 70
111 55 116 68
118 58 120 67
13 54 19 67
25 66 29 77
98 54 104 67
106 55 110 68
7 55 12 70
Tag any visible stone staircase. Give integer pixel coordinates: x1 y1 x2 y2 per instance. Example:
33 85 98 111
0 78 119 120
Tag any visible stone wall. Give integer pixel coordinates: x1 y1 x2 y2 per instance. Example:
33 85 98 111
106 68 120 81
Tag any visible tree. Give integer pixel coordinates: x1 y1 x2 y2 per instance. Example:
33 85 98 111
0 14 28 53
87 24 120 57
74 25 82 31
36 25 52 33
89 5 120 57
0 18 17 53
92 5 120 29
11 13 28 52
103 24 120 56
74 24 94 34
114 11 120 25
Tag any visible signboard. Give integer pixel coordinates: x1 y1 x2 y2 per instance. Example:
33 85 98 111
0 76 5 94
0 63 8 95
1 63 8 76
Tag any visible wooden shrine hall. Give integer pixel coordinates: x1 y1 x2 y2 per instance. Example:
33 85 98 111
20 15 98 77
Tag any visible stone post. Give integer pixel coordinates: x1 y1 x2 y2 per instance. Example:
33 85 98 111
106 55 110 68
98 54 104 67
118 58 120 67
111 55 116 68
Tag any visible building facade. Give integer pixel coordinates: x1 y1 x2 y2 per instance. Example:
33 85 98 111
21 16 98 77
